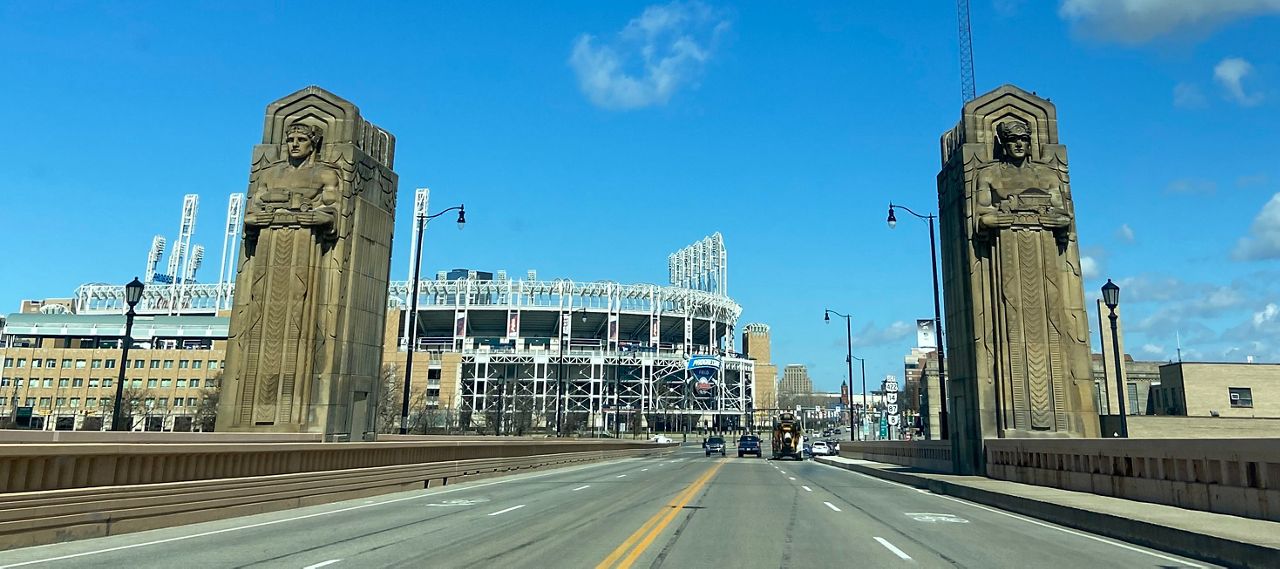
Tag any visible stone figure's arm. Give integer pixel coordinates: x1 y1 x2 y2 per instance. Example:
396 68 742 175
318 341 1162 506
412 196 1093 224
1040 176 1072 230
299 170 340 227
974 173 1013 232
243 176 274 227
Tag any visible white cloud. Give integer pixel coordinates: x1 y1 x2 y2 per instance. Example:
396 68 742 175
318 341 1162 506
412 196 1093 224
1237 173 1270 188
851 320 914 349
1059 0 1280 43
1166 178 1218 195
1253 303 1280 326
1173 82 1207 108
1141 343 1165 356
1116 224 1135 243
1080 256 1099 279
569 1 730 110
1233 193 1280 260
1214 57 1264 106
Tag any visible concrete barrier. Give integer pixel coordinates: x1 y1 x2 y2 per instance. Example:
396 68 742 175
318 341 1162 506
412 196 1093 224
838 440 953 473
985 438 1280 522
0 440 673 550
0 429 324 444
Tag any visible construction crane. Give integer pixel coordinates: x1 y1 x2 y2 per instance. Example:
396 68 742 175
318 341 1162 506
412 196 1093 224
957 0 976 102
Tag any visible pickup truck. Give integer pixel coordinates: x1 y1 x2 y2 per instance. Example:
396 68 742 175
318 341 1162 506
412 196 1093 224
736 435 762 457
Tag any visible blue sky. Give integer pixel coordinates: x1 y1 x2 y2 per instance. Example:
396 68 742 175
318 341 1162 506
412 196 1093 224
2 1 1279 393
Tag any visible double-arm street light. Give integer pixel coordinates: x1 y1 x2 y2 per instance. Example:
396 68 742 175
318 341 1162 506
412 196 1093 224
402 204 466 435
1101 279 1127 438
556 307 589 436
112 277 145 431
887 203 948 439
824 310 854 437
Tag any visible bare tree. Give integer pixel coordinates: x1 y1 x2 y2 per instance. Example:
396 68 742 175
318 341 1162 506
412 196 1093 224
483 381 505 436
194 378 221 431
375 364 403 434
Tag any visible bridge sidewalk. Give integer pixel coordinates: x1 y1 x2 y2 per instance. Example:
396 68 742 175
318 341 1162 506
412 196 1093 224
815 455 1280 569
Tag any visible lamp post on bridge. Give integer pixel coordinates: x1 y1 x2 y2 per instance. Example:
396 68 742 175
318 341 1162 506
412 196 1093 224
852 354 867 441
112 277 145 431
824 309 855 439
887 202 948 439
556 307 589 436
402 204 466 435
1101 279 1128 438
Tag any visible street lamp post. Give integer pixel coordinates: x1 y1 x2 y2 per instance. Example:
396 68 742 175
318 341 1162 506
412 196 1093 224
113 278 145 432
1101 279 1127 438
824 310 854 438
402 204 466 435
555 308 589 436
888 203 948 439
852 354 866 440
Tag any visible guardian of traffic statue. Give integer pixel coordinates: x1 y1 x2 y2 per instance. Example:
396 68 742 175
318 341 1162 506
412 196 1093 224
937 84 1099 474
218 86 398 439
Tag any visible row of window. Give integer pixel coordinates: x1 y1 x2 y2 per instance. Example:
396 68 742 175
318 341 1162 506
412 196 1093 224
0 377 218 389
0 396 205 409
4 358 222 370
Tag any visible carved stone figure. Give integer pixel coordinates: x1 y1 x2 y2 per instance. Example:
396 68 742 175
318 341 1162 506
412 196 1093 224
937 85 1098 474
218 86 398 439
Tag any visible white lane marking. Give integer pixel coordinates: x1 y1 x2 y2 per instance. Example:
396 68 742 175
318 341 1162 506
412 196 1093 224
802 486 813 492
779 470 786 474
789 477 796 481
571 485 590 492
905 512 968 523
0 458 632 568
932 495 1205 568
487 505 526 516
641 468 649 472
616 474 627 478
823 502 842 512
303 560 342 569
817 462 1205 568
874 537 912 560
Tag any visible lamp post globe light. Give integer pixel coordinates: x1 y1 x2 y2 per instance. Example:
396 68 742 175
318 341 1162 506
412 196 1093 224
886 202 948 440
824 309 855 439
1101 278 1127 438
112 277 145 431
402 204 466 435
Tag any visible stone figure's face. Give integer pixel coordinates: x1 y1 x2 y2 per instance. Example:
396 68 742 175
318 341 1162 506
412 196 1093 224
1002 133 1030 161
286 131 315 160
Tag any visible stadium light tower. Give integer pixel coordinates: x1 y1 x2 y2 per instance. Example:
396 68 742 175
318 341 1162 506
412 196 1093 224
401 203 466 435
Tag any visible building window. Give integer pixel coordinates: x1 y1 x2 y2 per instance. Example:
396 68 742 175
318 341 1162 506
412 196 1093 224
72 378 84 388
25 397 36 407
43 378 54 388
3 358 12 368
61 359 72 368
147 379 158 388
131 379 143 389
16 358 25 368
39 397 51 408
208 360 219 369
46 359 55 368
32 359 42 368
0 378 7 387
177 379 187 388
145 397 155 408
190 378 201 388
55 397 67 408
58 379 70 388
134 360 145 369
106 359 116 369
1126 383 1138 415
160 379 172 388
102 378 113 388
87 397 97 407
150 360 160 369
179 360 189 369
74 359 86 369
163 360 174 369
91 359 101 369
192 360 202 369
1229 387 1254 408
206 377 219 388
158 397 169 407
188 397 197 407
89 378 100 388
70 398 80 408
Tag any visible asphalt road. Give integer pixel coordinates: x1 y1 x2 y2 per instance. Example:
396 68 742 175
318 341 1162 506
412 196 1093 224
0 444 1215 569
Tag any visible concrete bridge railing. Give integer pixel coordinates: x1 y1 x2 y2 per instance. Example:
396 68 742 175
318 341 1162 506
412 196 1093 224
0 437 675 550
838 440 952 473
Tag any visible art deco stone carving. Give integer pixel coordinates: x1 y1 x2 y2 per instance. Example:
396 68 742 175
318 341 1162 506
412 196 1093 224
937 85 1098 473
218 86 398 439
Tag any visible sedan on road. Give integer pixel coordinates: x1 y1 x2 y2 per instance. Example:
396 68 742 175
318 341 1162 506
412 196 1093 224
810 441 834 456
705 436 727 457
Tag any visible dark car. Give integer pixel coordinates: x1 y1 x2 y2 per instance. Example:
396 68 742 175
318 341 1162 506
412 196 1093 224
705 436 726 457
736 435 762 457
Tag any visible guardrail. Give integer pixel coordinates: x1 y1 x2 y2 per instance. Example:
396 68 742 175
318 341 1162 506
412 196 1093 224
985 438 1280 522
0 439 673 550
837 440 953 473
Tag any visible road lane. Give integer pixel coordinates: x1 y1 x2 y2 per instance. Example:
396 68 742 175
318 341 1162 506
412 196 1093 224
0 445 1221 569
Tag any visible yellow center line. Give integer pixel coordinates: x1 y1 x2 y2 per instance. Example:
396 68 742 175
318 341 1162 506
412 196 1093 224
596 460 725 569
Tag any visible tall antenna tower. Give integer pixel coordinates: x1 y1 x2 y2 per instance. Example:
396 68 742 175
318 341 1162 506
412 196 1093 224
957 0 976 102
218 193 245 310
